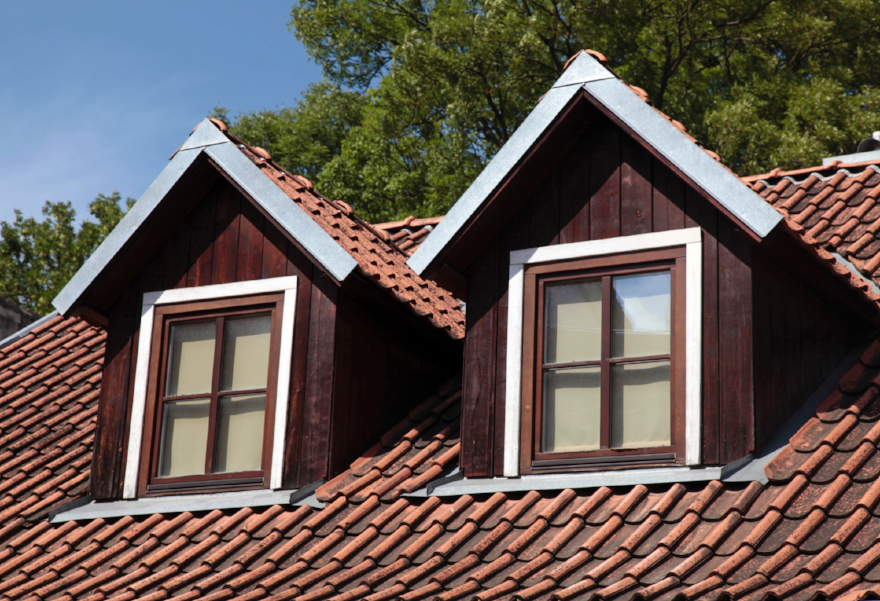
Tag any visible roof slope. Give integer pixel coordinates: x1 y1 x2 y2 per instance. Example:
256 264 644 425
746 161 880 295
6 322 880 600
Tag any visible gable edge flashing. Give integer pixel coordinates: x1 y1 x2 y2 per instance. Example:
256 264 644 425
52 146 204 316
407 69 615 276
581 77 783 239
53 138 359 316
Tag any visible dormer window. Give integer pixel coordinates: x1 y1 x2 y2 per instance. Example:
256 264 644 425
123 277 298 499
522 248 685 471
504 229 703 476
143 296 281 493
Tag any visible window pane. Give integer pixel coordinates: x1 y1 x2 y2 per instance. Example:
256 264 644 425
545 279 602 364
166 321 216 396
612 272 671 358
214 394 266 473
611 361 671 448
220 315 272 392
543 367 601 452
158 399 209 477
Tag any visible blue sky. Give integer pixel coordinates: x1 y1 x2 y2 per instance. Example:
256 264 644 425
0 1 322 224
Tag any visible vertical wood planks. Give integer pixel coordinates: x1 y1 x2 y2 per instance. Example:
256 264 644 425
718 220 754 461
186 184 218 287
620 136 652 236
298 267 337 484
462 237 498 477
589 120 621 240
237 199 265 281
211 185 241 285
558 134 590 245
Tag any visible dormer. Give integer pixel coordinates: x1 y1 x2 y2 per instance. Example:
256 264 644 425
54 119 463 500
408 51 880 479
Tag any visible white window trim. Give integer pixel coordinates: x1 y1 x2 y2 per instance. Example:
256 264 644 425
122 276 298 499
504 228 702 477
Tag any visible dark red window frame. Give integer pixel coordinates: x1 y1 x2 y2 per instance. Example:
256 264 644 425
137 293 284 496
519 247 687 474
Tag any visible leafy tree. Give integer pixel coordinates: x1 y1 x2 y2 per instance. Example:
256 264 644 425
0 192 135 315
221 0 880 222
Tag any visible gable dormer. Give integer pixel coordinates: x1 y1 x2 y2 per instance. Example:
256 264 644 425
55 119 463 500
408 51 880 479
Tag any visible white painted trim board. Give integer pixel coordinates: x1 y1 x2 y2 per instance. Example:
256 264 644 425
123 276 298 499
504 228 703 476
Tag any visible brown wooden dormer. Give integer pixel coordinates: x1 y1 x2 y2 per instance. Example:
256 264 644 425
54 119 462 500
406 52 880 478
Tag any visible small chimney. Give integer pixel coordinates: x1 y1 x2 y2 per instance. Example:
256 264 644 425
856 132 880 153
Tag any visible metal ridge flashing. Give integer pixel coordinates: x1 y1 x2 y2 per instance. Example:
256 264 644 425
53 120 358 316
406 52 615 276
581 77 782 239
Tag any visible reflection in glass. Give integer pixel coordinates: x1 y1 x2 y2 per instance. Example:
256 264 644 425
166 321 216 396
612 272 671 358
158 399 210 477
545 280 602 364
543 367 601 452
611 361 671 448
214 394 266 473
220 315 272 392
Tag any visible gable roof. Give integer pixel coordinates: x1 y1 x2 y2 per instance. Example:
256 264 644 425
407 51 783 277
52 119 465 340
6 316 880 600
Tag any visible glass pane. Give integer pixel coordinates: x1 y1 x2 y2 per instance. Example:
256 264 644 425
220 315 272 392
166 321 216 396
612 272 671 358
543 367 601 452
545 279 602 364
214 394 266 473
611 361 671 448
158 398 209 477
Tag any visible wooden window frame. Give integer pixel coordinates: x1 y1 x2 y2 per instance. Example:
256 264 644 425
520 248 687 474
122 276 298 499
503 228 702 477
137 294 283 496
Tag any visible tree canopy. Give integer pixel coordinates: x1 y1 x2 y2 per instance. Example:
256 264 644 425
216 0 880 223
0 193 135 315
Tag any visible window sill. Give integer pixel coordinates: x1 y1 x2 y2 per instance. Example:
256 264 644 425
50 485 324 523
406 455 753 498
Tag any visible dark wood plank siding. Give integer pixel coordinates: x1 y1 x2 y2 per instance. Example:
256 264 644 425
91 179 318 498
752 248 865 451
466 112 798 475
461 239 498 477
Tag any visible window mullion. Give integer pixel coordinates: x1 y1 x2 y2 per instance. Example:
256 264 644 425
205 317 225 475
600 275 612 449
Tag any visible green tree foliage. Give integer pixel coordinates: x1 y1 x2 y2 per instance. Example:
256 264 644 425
221 0 880 223
0 192 135 315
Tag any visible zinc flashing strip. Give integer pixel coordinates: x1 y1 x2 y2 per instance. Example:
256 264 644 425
52 147 203 315
406 53 615 276
582 77 782 238
177 117 232 151
831 252 880 296
51 488 323 522
206 143 357 282
0 310 59 351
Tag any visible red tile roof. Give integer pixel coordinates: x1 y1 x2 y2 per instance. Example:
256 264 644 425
745 161 880 297
6 317 880 600
210 128 464 340
372 217 444 256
